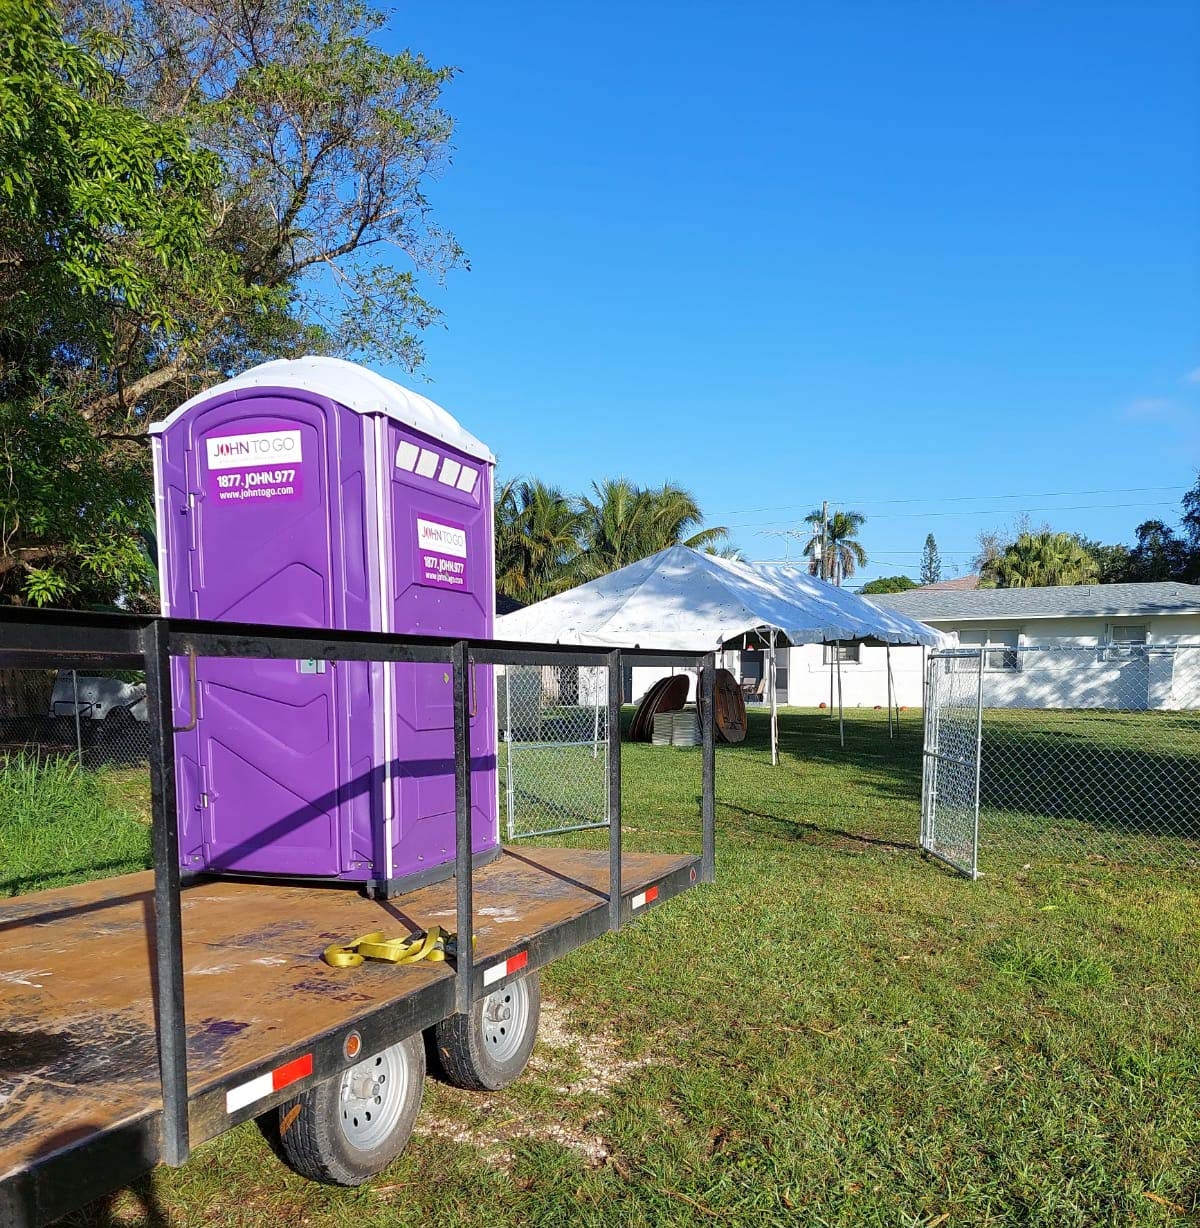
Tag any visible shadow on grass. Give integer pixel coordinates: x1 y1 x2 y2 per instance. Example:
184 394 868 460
979 720 1200 840
0 858 152 899
750 707 1200 847
719 800 918 852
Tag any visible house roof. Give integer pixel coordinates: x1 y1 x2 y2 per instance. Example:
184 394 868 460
914 574 981 592
874 581 1200 623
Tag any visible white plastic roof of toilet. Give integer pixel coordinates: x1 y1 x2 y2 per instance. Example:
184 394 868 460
148 356 494 462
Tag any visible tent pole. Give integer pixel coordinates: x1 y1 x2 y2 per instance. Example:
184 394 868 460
769 629 778 767
840 643 849 746
886 644 893 740
828 649 834 717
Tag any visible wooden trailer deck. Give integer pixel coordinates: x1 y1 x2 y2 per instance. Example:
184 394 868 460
0 846 699 1224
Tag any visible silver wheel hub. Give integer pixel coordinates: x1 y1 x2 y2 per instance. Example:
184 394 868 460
481 978 529 1063
339 1042 410 1151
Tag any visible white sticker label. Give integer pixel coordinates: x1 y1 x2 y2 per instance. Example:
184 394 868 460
416 518 467 559
206 430 303 470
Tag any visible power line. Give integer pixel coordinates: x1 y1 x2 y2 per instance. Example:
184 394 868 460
708 483 1186 520
728 499 1180 531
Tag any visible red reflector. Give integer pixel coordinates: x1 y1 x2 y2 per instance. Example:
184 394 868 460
645 885 659 903
507 950 529 974
273 1052 313 1091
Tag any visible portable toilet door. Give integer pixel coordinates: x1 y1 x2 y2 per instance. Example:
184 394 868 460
151 357 498 891
384 415 497 888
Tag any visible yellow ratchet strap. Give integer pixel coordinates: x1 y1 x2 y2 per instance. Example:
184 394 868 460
323 926 449 969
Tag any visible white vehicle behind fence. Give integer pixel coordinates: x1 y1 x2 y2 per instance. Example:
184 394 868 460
49 672 148 726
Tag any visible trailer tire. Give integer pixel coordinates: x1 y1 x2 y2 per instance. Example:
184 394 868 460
433 970 540 1091
275 1033 425 1186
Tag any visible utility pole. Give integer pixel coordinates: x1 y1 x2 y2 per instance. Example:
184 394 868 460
758 500 833 579
820 500 830 583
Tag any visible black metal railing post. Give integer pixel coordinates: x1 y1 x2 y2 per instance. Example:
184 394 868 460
452 640 475 1014
700 652 716 884
142 618 190 1166
607 649 623 931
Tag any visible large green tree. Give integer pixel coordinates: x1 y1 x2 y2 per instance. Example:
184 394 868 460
0 0 221 605
985 531 1099 588
920 533 942 586
861 575 917 595
575 479 727 581
803 508 867 586
494 478 582 605
1126 520 1188 582
1 0 463 605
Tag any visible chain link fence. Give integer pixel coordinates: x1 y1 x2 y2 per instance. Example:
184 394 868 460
0 668 151 770
920 652 982 877
498 663 610 840
924 644 1200 873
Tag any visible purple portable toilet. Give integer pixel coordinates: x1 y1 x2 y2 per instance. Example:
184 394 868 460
150 356 499 896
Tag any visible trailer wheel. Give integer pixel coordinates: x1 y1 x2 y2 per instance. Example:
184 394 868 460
275 1033 425 1186
434 970 541 1091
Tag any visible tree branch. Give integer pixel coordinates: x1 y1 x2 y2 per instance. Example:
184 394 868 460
80 356 188 423
0 546 59 576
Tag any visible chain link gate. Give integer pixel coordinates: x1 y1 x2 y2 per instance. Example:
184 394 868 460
498 663 610 840
921 649 983 878
923 643 1200 876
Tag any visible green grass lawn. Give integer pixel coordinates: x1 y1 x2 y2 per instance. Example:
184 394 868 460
3 709 1199 1226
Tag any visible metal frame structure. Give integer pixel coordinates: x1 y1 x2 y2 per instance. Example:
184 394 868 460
920 647 984 879
500 660 611 841
0 608 716 1228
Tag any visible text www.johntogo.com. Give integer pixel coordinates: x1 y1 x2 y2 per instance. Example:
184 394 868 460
217 485 294 501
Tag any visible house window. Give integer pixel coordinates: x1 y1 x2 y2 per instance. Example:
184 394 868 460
823 642 861 665
1105 623 1148 659
956 628 1020 672
1108 623 1147 646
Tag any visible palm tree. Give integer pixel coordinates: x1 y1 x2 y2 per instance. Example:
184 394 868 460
803 508 867 585
576 479 727 580
494 478 582 603
986 531 1099 588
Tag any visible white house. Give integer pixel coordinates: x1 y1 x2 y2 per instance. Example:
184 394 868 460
759 581 1200 712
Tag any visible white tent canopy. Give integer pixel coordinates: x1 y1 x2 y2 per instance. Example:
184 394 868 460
495 546 949 763
495 546 946 651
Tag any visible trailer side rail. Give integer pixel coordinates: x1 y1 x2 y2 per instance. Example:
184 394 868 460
0 608 716 1223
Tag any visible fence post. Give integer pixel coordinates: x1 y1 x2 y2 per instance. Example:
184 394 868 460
71 669 83 769
972 647 984 881
607 650 622 931
452 641 475 1015
701 652 716 884
141 618 190 1167
919 653 933 850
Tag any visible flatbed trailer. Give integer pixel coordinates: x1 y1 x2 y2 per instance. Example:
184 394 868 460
0 609 715 1228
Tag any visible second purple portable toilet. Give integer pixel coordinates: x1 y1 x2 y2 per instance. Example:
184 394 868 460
150 356 499 896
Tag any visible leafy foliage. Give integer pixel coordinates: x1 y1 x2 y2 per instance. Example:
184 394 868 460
1073 536 1132 584
493 475 727 603
802 508 868 585
984 531 1100 588
919 533 942 585
860 575 917 595
0 0 464 606
576 479 727 582
1125 519 1189 582
0 0 222 603
494 479 582 605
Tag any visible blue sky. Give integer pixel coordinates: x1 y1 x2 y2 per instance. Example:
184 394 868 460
380 1 1200 583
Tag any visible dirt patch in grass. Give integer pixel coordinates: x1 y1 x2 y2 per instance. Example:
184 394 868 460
416 997 660 1168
